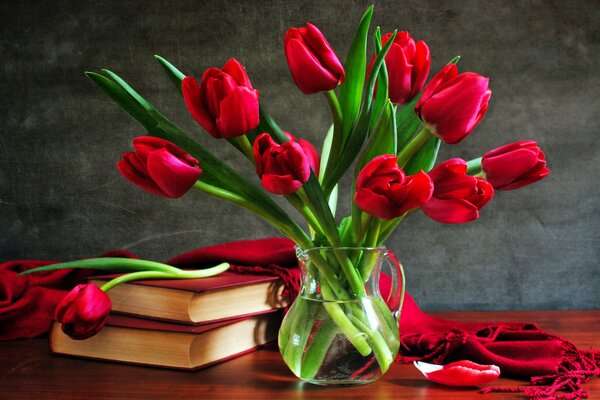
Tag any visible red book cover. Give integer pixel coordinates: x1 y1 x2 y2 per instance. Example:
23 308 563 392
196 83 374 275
91 271 280 292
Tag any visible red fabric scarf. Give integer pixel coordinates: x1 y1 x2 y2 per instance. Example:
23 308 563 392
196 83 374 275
1 238 598 399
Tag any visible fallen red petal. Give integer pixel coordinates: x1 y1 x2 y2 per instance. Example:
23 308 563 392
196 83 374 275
414 360 501 387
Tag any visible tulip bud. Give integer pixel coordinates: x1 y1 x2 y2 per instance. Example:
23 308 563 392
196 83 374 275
415 64 491 144
253 133 311 195
422 158 494 224
284 132 321 176
284 23 345 94
117 136 202 198
355 154 433 220
482 140 550 190
55 284 112 340
368 31 430 105
182 58 260 138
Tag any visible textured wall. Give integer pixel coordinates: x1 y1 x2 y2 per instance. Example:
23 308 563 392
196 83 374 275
1 0 598 310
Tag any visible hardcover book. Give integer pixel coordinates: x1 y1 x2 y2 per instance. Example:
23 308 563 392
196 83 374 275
89 271 288 324
50 312 281 370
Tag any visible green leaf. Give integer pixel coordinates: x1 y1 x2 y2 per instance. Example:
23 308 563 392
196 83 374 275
338 5 373 139
338 216 353 246
368 26 389 131
84 72 160 134
321 32 397 195
257 105 289 144
155 54 186 94
319 124 334 182
357 101 396 172
448 55 461 65
403 136 441 175
395 95 421 151
86 71 306 240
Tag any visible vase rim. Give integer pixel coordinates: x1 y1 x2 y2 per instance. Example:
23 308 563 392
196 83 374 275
295 245 387 257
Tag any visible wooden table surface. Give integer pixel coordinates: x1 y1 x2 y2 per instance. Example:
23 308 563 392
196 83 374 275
1 310 598 399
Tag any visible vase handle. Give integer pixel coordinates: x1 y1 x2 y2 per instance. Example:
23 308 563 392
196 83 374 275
382 250 405 321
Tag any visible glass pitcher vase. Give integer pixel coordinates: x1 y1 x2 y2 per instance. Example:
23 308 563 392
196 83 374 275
278 246 405 385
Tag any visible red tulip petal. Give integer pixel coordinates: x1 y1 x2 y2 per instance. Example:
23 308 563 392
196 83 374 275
297 138 320 176
483 148 541 188
354 188 398 220
484 140 538 158
182 77 219 138
398 171 433 214
285 38 339 94
117 155 165 197
414 360 500 387
386 43 413 104
215 87 260 138
411 40 430 97
222 58 253 88
146 148 202 198
304 23 345 83
261 174 303 195
420 73 490 144
422 197 479 224
415 64 458 113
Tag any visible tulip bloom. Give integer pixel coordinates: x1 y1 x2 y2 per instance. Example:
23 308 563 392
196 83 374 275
284 132 320 176
182 58 260 138
482 140 550 190
415 64 491 144
117 136 202 198
422 158 494 224
284 23 345 94
55 284 112 340
355 154 433 220
369 31 430 105
253 133 311 195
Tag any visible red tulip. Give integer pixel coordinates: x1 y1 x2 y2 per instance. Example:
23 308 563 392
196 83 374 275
482 140 550 190
284 132 321 176
422 158 494 224
284 23 345 94
355 154 433 220
415 64 491 144
182 58 260 138
55 284 112 340
414 360 501 387
368 31 430 105
117 136 202 198
253 133 311 195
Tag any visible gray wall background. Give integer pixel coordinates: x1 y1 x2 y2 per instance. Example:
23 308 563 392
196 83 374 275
1 0 598 310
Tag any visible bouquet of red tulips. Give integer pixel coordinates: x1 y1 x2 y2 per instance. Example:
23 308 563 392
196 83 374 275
22 5 549 382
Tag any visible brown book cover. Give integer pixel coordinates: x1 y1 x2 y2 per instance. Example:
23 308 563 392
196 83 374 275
50 311 282 370
89 271 289 324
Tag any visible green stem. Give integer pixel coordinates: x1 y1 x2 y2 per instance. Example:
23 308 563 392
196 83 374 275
100 262 230 292
237 135 256 165
466 156 482 175
349 314 394 373
193 181 310 246
322 90 344 186
358 219 383 281
285 194 326 238
320 282 372 356
364 218 382 248
18 257 183 277
396 126 433 168
299 318 339 379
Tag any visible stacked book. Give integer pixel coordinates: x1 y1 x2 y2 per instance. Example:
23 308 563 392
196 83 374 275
50 271 288 369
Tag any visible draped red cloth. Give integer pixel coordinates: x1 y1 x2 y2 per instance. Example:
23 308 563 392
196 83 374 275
1 238 598 399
